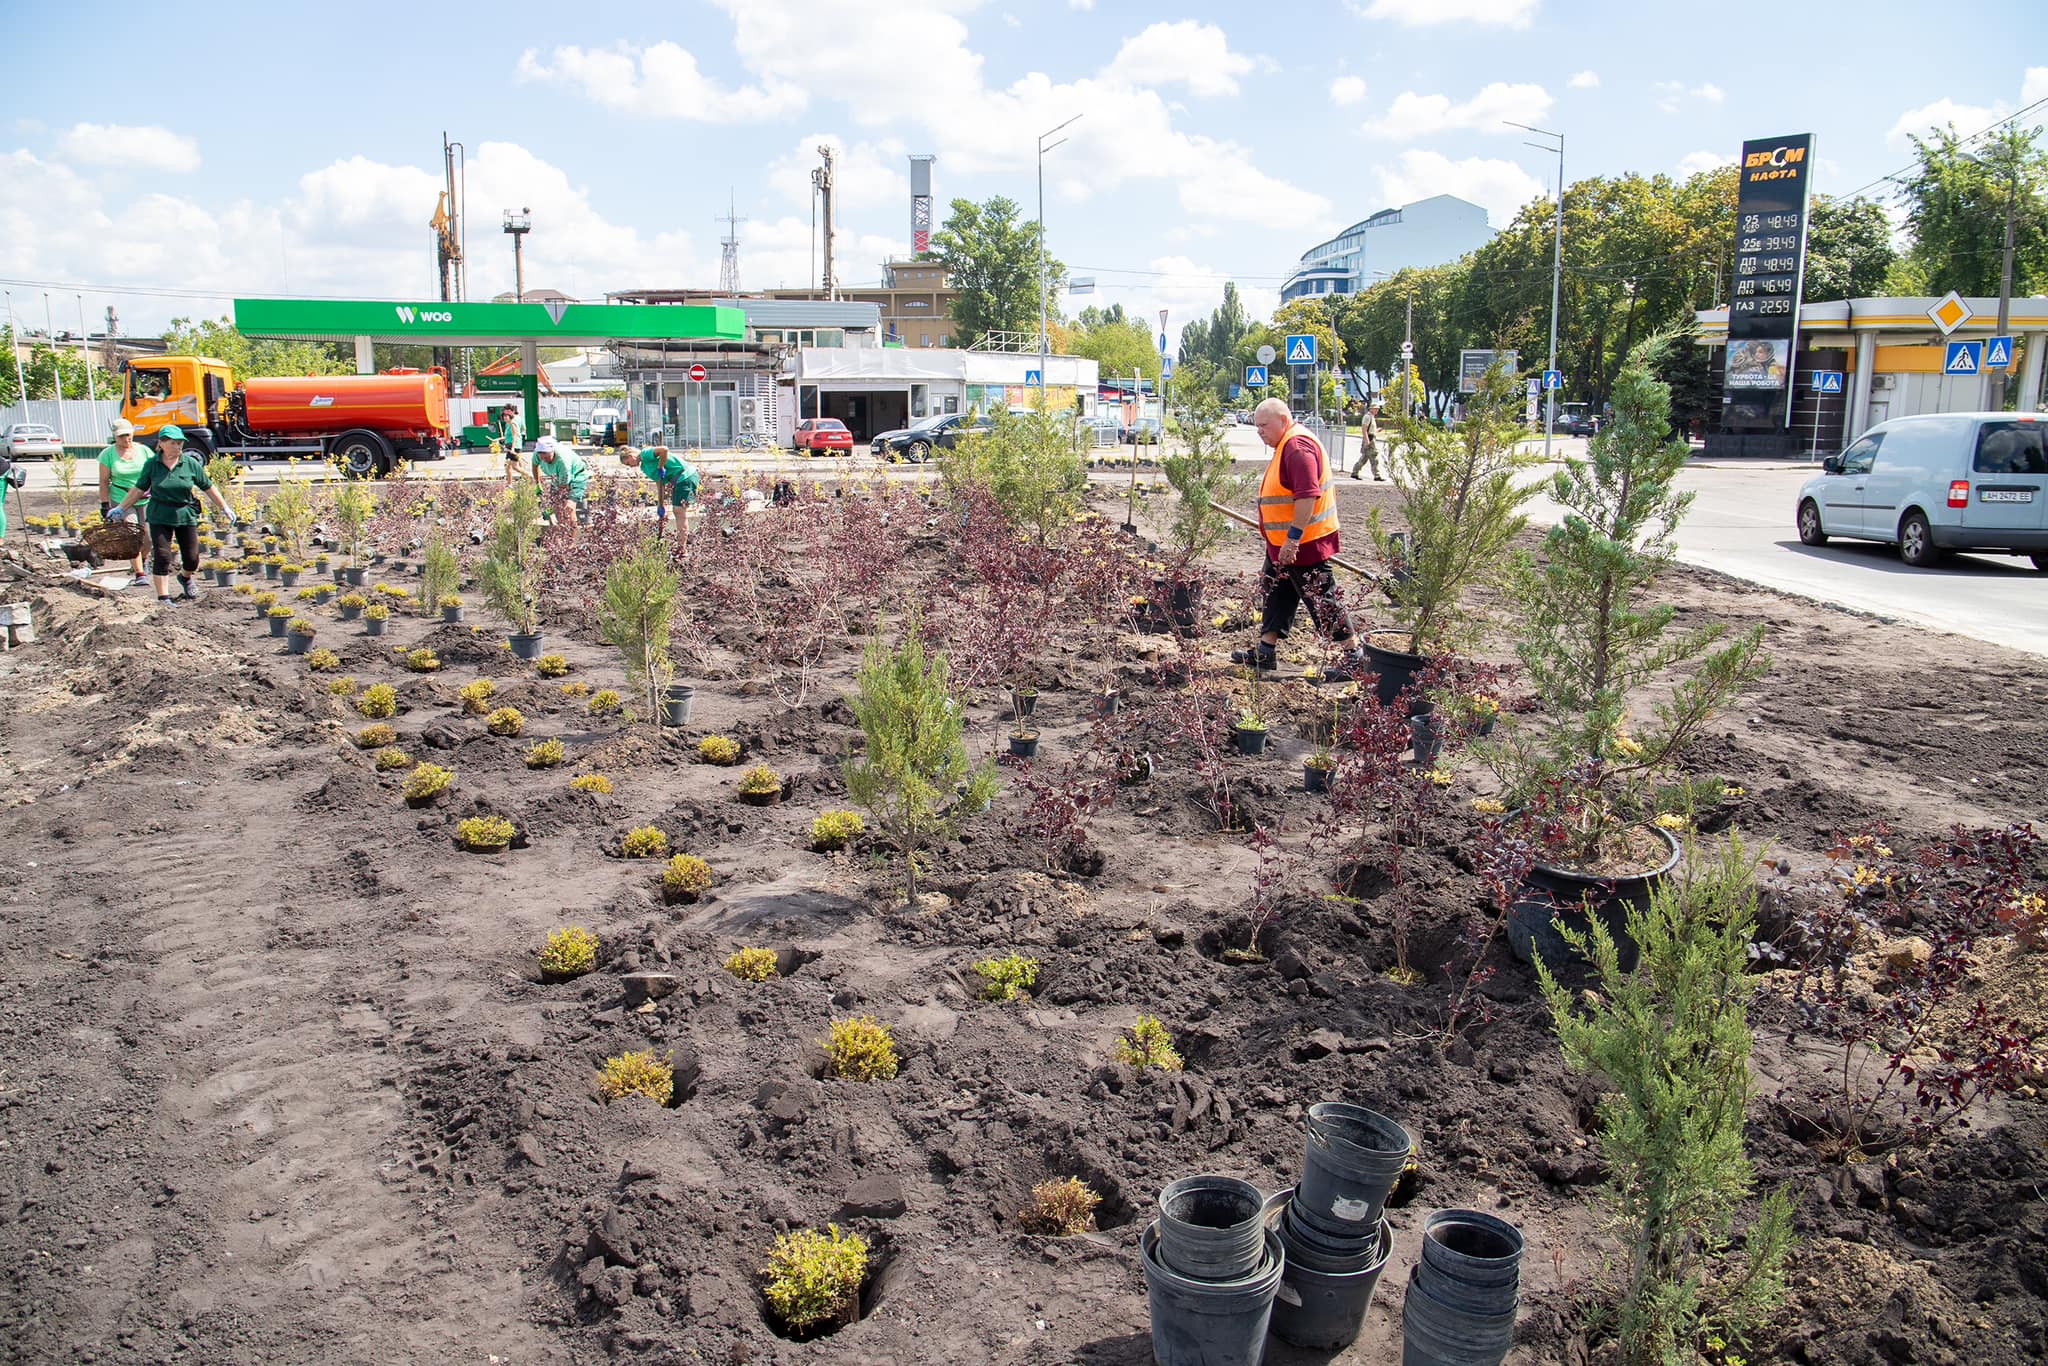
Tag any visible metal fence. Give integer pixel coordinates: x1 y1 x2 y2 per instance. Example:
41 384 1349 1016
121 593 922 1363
0 399 128 448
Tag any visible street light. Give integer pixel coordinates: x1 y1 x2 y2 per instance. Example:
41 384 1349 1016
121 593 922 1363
1964 137 2021 410
502 207 532 304
1506 120 1563 461
1037 114 1082 395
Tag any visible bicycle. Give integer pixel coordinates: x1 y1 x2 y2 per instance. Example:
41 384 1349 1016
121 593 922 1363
733 431 771 451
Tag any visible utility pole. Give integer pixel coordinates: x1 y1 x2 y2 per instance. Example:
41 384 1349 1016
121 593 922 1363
43 293 58 399
1402 289 1414 418
4 292 26 408
715 189 746 295
103 305 119 374
77 296 95 403
502 208 532 303
1989 142 2018 412
812 147 837 300
1037 114 1082 384
1508 120 1564 461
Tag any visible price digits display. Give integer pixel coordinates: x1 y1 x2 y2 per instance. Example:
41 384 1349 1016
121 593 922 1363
1725 134 1814 428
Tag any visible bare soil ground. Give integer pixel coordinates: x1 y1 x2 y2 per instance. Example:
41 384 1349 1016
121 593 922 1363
1 477 2043 1366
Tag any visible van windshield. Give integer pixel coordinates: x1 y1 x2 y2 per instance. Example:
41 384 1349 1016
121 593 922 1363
1972 421 2048 476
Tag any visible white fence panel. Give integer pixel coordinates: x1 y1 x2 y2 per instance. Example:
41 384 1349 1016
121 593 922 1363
0 398 128 447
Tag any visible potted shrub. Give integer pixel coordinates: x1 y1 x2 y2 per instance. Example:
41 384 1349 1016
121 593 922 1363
1365 361 1540 704
455 814 516 854
1230 704 1268 756
661 853 712 904
598 534 681 733
1006 691 1038 759
478 481 546 659
280 562 303 588
285 618 317 655
538 925 598 982
1305 743 1336 793
336 592 368 621
364 602 390 636
1491 339 1769 969
439 593 464 624
335 481 374 585
311 584 335 605
808 809 864 852
402 761 454 808
1010 684 1038 720
738 765 783 807
266 604 293 637
263 553 285 581
698 735 741 766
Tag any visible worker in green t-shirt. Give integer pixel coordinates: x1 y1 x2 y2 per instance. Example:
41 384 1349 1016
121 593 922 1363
529 435 590 529
105 426 239 604
98 419 152 584
619 444 699 549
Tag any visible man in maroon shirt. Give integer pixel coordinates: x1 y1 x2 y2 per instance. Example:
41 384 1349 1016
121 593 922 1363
1233 398 1365 679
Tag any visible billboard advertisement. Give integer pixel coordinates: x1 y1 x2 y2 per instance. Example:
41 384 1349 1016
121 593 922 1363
1724 134 1814 427
1458 348 1519 393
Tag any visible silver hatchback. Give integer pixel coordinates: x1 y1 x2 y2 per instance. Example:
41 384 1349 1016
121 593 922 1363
1796 412 2048 570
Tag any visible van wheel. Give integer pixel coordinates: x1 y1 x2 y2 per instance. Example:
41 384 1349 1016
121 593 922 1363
1898 510 1941 567
1797 499 1827 546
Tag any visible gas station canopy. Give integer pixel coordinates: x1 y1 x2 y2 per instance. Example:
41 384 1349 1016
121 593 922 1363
233 297 746 348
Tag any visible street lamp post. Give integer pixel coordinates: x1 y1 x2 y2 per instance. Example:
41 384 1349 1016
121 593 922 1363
502 208 532 304
1037 114 1082 393
1507 120 1564 461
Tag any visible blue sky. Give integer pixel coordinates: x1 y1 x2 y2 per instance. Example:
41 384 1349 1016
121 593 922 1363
3 0 2044 343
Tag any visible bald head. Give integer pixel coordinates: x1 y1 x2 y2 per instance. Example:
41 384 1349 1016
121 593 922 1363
1252 397 1293 447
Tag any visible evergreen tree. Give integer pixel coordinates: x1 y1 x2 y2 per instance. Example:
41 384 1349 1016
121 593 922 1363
599 535 681 728
477 482 546 634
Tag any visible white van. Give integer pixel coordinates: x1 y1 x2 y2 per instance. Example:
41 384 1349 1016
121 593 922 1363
1795 412 2048 570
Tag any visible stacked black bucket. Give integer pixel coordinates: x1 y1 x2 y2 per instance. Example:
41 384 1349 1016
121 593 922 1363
1268 1102 1404 1350
1141 1175 1286 1366
1401 1209 1524 1366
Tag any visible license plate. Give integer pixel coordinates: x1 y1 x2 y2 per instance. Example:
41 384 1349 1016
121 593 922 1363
1981 489 2034 504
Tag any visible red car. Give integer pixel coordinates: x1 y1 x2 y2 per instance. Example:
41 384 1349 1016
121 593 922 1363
793 418 853 455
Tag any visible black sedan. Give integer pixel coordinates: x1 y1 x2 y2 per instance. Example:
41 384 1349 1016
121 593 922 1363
870 413 991 462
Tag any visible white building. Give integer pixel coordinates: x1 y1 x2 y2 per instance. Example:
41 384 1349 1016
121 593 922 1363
1280 195 1494 302
786 349 1098 443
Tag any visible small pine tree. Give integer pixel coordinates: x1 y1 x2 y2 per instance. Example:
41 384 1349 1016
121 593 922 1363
1368 359 1539 655
844 619 997 905
1536 838 1794 1364
477 481 545 634
334 481 375 567
418 531 458 620
598 534 681 727
941 408 1087 543
1161 396 1251 563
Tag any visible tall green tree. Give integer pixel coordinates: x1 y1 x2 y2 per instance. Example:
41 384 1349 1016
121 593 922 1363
930 196 1063 347
1066 316 1160 382
163 316 353 378
1898 123 2048 299
1800 195 1897 301
0 327 117 403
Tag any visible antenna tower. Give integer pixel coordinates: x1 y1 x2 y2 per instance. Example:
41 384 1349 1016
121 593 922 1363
716 190 747 294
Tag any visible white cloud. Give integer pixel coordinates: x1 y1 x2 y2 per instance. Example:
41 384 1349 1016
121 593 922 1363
1066 257 1279 351
55 123 201 174
1676 150 1735 177
1888 96 2006 145
1567 70 1598 90
1330 75 1368 107
1109 21 1256 98
1069 0 1094 7
514 41 807 124
1654 81 1726 114
2025 67 2048 105
1374 150 1543 226
1362 82 1551 139
1351 0 1538 28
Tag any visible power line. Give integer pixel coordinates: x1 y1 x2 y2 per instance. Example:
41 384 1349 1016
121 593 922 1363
1832 96 2048 204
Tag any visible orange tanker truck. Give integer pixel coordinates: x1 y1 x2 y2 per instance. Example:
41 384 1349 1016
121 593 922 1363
121 355 453 477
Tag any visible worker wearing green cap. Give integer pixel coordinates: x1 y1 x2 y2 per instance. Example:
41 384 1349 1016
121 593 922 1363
530 435 590 530
105 426 239 604
618 444 699 549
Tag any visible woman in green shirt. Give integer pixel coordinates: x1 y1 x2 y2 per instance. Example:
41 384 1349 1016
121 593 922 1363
529 435 590 530
98 419 151 585
105 426 239 604
618 444 699 550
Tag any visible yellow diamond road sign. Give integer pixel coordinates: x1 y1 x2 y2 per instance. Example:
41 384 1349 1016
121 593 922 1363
1928 291 1973 335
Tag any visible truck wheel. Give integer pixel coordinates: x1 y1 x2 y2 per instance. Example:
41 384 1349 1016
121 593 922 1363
335 434 387 480
1897 510 1942 568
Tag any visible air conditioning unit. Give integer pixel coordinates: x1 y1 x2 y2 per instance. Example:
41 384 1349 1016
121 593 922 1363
1870 374 1894 392
736 396 760 433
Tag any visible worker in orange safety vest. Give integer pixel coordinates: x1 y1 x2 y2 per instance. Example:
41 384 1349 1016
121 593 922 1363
1231 397 1366 680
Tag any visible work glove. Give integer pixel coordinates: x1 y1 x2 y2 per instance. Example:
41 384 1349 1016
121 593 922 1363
106 506 131 523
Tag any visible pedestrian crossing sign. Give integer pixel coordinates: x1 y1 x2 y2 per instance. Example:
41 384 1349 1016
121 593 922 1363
1944 341 1982 376
1244 364 1269 387
1985 335 2014 368
1284 334 1317 365
1809 370 1844 394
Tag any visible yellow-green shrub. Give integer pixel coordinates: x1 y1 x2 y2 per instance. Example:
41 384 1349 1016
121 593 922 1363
373 747 411 772
458 678 495 714
534 654 569 677
539 925 598 976
560 681 592 698
404 648 441 673
597 1049 673 1104
698 734 741 765
524 738 565 769
305 648 340 671
821 1015 898 1082
570 772 612 794
485 706 525 737
663 853 712 897
620 825 668 859
972 954 1040 1003
1019 1177 1101 1236
402 762 453 803
328 675 358 696
739 765 781 796
588 689 623 715
356 684 398 719
809 809 865 851
456 815 515 849
724 947 778 981
354 722 397 748
1113 1014 1183 1071
761 1226 869 1334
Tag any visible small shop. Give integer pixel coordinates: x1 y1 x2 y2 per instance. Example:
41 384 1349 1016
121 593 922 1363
787 349 1098 443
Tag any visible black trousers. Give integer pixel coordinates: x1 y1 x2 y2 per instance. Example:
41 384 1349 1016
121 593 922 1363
150 524 200 578
1261 557 1355 643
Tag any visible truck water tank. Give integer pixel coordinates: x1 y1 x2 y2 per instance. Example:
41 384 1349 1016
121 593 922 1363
242 373 450 436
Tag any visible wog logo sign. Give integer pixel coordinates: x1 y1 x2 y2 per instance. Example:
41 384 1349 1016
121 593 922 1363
394 305 454 325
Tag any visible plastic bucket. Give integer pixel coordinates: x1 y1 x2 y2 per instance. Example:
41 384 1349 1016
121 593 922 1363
662 685 695 728
1141 1223 1284 1366
1295 1104 1411 1236
1157 1176 1266 1282
1278 1203 1384 1274
1400 1266 1517 1366
1270 1215 1392 1350
508 632 544 662
1413 1210 1523 1315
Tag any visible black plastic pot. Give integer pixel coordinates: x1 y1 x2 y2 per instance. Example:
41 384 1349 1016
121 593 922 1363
343 566 367 587
739 788 781 808
662 684 695 728
312 588 334 604
508 632 544 661
1363 636 1427 706
1157 1176 1266 1281
1230 724 1268 756
365 617 387 636
1096 689 1120 717
267 616 289 637
442 605 463 623
1009 731 1039 759
1304 760 1334 793
1266 1192 1393 1351
338 604 362 622
264 563 281 581
1399 1264 1517 1366
213 569 233 586
1140 1223 1284 1366
286 632 314 655
1410 710 1444 767
1416 1209 1523 1313
1505 824 1681 973
278 571 300 588
1294 1103 1411 1238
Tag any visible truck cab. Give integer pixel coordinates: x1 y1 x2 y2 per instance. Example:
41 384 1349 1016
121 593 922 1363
123 356 235 453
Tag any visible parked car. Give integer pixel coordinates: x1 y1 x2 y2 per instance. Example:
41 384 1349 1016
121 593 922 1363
2 423 62 460
1080 414 1125 445
1796 412 2048 570
792 418 854 455
1123 417 1163 445
870 413 990 461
